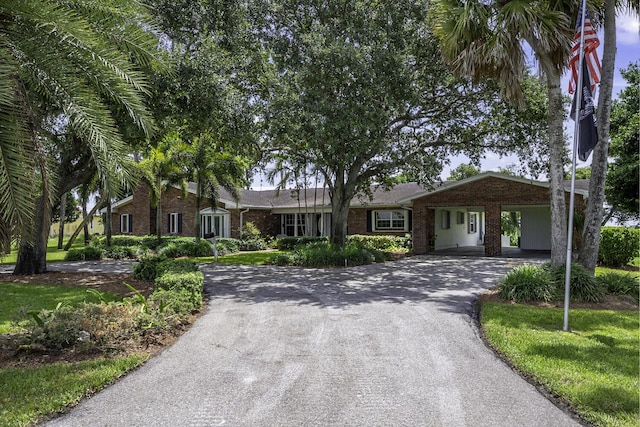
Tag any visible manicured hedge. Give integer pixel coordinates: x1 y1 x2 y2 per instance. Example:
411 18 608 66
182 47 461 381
276 236 329 250
598 227 639 267
347 234 411 252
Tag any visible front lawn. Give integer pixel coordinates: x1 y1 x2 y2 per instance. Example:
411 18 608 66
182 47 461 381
0 238 86 265
481 303 639 427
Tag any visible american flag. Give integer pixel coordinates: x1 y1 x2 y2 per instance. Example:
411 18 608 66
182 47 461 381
567 1 601 94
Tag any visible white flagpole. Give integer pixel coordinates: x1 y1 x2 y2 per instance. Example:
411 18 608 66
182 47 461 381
563 0 588 332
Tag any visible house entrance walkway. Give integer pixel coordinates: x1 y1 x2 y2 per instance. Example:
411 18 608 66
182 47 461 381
431 246 551 259
45 257 577 426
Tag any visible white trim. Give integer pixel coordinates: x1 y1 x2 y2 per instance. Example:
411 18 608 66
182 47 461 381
372 209 409 232
120 213 132 233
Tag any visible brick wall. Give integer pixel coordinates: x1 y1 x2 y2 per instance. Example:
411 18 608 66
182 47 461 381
110 184 152 235
229 209 280 239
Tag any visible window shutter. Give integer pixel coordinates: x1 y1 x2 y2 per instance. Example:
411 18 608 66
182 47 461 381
407 210 412 231
129 214 133 234
366 210 372 232
119 215 122 233
178 214 183 233
167 214 171 233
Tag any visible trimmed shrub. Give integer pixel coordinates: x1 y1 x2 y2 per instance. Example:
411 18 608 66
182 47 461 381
238 222 267 251
497 264 555 302
548 262 605 303
215 238 240 255
28 304 82 350
157 239 213 258
273 242 385 267
276 236 329 250
597 272 639 301
598 227 640 267
347 234 410 252
64 246 103 261
102 245 137 260
238 239 267 251
155 271 204 308
156 259 199 277
133 254 168 280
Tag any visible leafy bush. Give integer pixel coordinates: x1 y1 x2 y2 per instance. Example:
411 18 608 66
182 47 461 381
238 239 267 251
102 245 137 260
28 303 82 349
214 238 240 255
547 262 605 303
157 239 213 258
597 272 639 301
272 242 385 267
238 222 267 251
64 246 103 261
155 271 204 308
497 264 555 302
598 227 640 266
133 254 169 280
78 302 138 346
347 234 410 252
156 259 199 276
276 236 329 250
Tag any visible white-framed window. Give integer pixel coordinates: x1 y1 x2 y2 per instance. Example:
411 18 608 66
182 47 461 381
468 213 477 233
456 211 465 225
202 214 224 238
120 214 132 233
441 210 450 230
373 210 407 231
282 213 307 236
168 213 182 234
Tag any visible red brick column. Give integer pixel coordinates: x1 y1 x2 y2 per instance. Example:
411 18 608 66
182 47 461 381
412 204 428 255
484 203 502 256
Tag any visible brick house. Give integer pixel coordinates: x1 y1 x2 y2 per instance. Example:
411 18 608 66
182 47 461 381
108 172 589 257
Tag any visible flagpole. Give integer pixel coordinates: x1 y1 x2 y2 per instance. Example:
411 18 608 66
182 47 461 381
563 0 588 332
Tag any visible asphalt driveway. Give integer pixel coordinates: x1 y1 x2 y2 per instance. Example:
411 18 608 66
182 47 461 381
45 256 579 426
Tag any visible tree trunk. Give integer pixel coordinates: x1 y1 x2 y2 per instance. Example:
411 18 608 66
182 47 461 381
156 177 163 243
578 0 616 273
194 181 202 242
546 69 568 267
82 193 90 245
57 192 67 249
65 195 105 250
13 196 50 275
330 196 350 246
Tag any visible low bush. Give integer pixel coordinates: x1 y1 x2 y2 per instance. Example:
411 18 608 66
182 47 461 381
28 303 82 350
276 236 328 250
238 239 267 251
547 262 605 303
155 271 204 308
347 234 410 252
497 264 555 302
133 255 168 280
597 272 639 301
272 242 385 267
64 246 103 261
102 245 137 260
157 239 213 258
598 227 640 267
214 238 240 255
156 258 199 276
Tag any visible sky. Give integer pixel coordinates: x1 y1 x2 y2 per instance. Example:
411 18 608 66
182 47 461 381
251 11 639 190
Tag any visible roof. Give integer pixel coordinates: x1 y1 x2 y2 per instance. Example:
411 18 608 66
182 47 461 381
109 173 590 212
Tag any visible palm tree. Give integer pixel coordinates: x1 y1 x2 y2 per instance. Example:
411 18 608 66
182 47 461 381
138 140 187 243
432 0 577 266
171 133 249 242
0 0 160 273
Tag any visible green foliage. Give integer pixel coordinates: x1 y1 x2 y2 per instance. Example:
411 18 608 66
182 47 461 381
239 222 267 251
447 163 481 181
346 234 410 252
133 254 169 280
272 242 386 267
498 262 605 303
64 246 103 261
158 239 213 258
215 238 240 255
156 258 199 276
155 272 204 309
497 264 555 302
596 273 639 302
102 245 137 260
28 303 81 350
276 236 329 250
606 62 639 223
240 222 262 240
598 227 640 267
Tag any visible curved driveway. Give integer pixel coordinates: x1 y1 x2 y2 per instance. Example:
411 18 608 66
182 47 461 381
45 256 578 426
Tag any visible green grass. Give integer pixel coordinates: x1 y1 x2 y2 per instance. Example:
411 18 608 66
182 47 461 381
0 283 118 334
481 303 639 426
0 355 148 427
195 250 284 265
595 265 640 278
0 238 86 265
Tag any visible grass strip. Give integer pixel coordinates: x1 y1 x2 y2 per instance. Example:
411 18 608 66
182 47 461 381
481 302 639 427
0 355 148 427
0 283 118 334
195 250 283 265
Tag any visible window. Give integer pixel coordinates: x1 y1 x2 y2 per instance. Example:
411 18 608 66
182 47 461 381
441 210 450 229
168 213 182 234
456 211 465 225
120 214 132 233
374 210 407 231
202 214 224 237
282 213 306 236
468 213 477 233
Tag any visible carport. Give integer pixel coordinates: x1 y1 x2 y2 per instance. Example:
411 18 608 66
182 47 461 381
406 173 588 257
